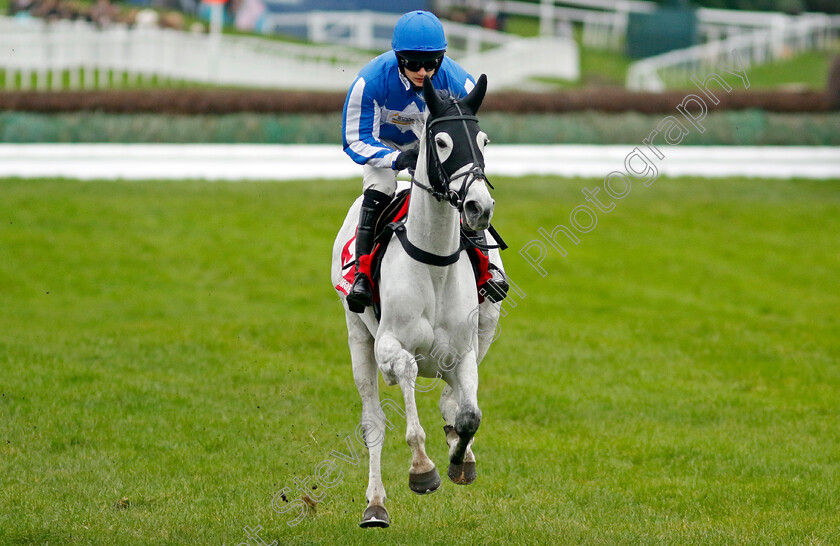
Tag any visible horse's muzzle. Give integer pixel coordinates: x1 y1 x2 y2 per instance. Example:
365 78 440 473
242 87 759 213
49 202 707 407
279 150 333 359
463 196 494 231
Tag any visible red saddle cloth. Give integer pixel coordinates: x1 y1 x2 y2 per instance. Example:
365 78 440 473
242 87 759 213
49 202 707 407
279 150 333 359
335 193 492 302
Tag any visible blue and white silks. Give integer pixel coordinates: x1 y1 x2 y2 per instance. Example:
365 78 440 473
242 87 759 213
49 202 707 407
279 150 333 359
342 51 476 169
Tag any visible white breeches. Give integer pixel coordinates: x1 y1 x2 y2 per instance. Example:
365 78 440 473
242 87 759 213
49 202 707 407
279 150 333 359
362 140 418 196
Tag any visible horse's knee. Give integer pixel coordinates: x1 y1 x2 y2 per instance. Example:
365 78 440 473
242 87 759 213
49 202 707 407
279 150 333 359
405 427 426 449
375 334 409 363
375 336 416 378
395 352 418 378
455 407 481 439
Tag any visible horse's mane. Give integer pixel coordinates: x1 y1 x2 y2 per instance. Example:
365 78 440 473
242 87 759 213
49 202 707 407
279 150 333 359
416 88 476 138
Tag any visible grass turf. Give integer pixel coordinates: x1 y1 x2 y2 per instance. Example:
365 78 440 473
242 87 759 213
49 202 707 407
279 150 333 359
0 175 838 544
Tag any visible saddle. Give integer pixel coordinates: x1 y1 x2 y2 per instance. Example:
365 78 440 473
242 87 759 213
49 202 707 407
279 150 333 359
336 189 507 318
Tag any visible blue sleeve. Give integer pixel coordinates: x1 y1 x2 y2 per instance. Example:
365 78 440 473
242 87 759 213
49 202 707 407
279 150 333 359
342 75 401 169
442 60 476 98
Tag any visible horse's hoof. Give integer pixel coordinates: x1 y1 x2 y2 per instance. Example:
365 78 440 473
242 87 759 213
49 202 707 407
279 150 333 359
409 467 441 495
448 461 477 485
359 505 390 528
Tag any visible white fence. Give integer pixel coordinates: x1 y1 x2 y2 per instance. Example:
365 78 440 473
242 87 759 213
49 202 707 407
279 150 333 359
489 0 840 54
267 3 624 54
495 0 633 49
627 13 840 91
459 36 579 89
483 0 840 90
0 13 578 91
260 10 578 87
260 10 515 57
0 17 372 90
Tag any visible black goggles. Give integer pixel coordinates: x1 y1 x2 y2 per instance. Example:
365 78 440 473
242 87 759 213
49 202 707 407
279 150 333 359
399 56 443 72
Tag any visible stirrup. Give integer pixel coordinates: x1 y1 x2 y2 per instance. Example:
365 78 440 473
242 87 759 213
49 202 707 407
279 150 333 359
481 267 509 303
346 272 373 313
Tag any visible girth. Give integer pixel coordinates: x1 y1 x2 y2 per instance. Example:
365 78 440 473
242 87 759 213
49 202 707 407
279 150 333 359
392 222 463 266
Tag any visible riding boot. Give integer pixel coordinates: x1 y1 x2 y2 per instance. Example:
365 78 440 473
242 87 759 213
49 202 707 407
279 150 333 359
346 189 392 313
482 263 509 303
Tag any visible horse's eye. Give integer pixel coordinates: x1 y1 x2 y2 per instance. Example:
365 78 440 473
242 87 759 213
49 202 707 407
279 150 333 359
436 138 448 148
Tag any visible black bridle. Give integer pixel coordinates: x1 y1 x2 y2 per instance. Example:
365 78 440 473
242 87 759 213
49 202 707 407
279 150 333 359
412 100 494 211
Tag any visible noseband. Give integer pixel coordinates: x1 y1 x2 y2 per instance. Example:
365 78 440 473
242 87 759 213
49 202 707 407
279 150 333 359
413 101 494 211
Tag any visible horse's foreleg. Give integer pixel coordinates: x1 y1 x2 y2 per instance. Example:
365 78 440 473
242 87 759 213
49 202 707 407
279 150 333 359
475 300 501 365
376 333 441 495
445 353 481 484
347 313 390 528
440 384 476 464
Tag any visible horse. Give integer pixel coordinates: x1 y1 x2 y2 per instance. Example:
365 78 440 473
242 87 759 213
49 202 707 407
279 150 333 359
330 74 502 528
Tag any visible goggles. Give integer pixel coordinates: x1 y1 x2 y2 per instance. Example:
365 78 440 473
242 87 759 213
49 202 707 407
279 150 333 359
399 55 443 72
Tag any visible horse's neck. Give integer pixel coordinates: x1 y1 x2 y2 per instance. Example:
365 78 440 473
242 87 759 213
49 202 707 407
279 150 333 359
405 181 460 256
405 132 461 257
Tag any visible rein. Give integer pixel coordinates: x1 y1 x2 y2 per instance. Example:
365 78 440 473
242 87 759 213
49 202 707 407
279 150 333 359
398 97 504 266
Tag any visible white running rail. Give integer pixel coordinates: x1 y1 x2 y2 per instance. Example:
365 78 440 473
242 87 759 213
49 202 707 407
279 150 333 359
0 13 578 91
2 144 837 180
260 10 515 57
494 0 840 54
0 16 370 91
626 13 840 91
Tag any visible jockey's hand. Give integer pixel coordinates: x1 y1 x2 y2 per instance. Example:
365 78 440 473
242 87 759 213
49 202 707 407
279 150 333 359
393 149 419 171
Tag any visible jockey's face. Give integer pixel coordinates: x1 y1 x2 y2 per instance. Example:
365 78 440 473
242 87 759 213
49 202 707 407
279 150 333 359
397 53 443 89
404 65 435 88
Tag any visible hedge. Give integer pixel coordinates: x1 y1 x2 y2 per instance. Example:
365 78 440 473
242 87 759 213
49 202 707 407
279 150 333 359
2 111 838 145
0 88 832 114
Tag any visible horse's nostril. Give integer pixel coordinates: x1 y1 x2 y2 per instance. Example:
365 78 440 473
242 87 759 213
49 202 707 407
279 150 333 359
465 201 480 217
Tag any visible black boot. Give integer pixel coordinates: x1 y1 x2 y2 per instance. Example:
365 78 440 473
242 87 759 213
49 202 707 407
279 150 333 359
481 264 509 303
346 189 391 313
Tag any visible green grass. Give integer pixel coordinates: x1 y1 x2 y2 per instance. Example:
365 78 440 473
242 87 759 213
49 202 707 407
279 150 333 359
657 46 840 91
532 46 634 89
501 14 541 38
574 45 839 91
523 21 836 90
578 46 635 87
739 49 835 90
1 175 839 544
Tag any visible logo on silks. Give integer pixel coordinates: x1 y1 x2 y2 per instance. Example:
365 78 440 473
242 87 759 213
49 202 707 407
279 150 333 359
384 103 424 131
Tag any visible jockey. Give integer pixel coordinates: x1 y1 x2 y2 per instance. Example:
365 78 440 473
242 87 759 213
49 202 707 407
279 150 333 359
342 10 507 313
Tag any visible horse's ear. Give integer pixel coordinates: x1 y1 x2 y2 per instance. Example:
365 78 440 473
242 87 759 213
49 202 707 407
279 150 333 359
462 74 487 114
423 75 446 118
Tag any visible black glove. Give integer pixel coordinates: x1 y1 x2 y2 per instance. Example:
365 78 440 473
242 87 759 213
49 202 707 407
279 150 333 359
393 149 419 171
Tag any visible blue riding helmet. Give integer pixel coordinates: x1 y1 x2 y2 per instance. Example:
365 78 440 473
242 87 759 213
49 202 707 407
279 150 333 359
391 10 447 55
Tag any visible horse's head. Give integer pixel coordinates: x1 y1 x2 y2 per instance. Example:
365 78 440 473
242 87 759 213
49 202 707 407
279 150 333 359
421 74 494 232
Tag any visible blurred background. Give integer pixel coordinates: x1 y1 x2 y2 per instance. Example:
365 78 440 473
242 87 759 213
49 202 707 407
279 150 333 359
1 0 838 149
